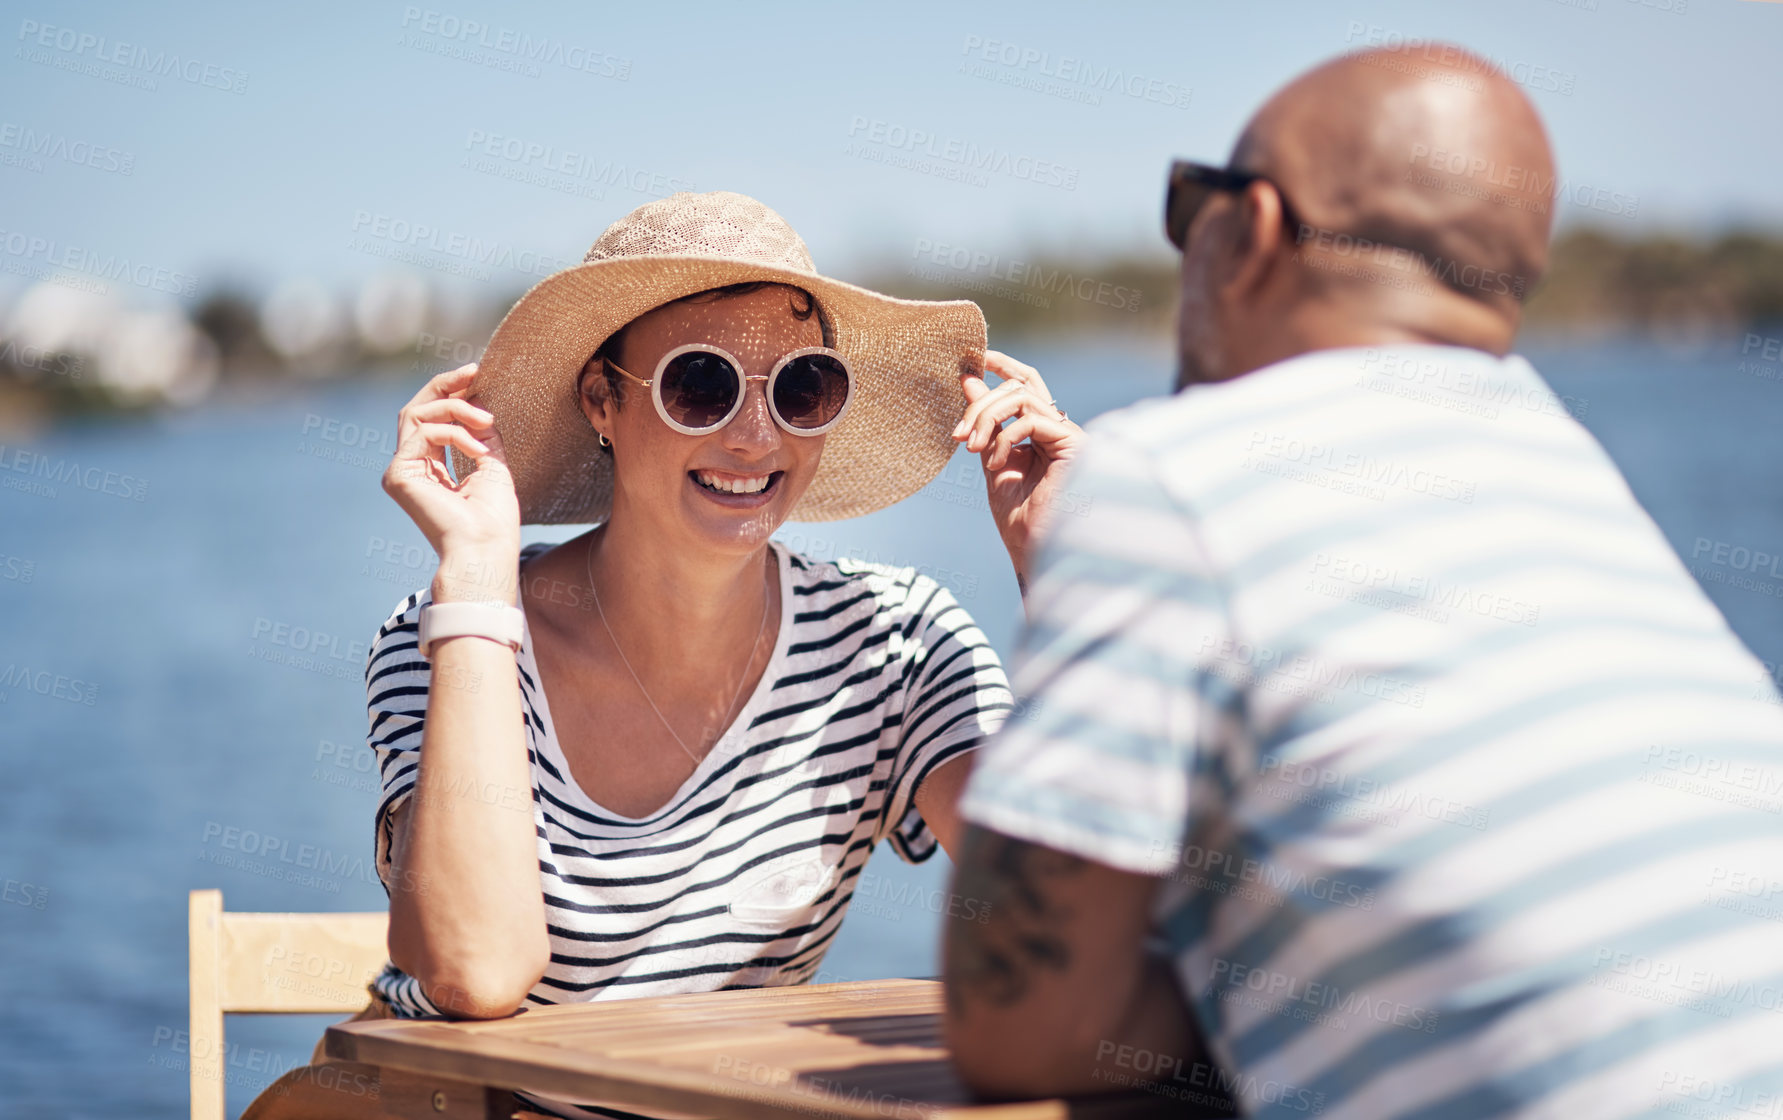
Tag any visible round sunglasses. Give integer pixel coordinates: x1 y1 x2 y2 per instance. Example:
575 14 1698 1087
604 343 854 437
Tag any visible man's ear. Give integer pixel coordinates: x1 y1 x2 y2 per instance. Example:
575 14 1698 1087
1226 178 1293 300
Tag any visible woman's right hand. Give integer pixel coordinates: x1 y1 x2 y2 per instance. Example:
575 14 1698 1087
381 364 521 601
378 363 547 1016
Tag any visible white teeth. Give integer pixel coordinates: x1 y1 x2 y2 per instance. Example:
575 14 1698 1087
696 470 772 495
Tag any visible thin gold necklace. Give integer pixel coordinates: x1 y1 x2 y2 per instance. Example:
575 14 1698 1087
584 536 772 767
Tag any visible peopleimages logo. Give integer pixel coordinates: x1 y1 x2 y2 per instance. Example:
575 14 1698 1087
845 116 1080 191
0 230 198 298
1092 1045 1325 1114
1309 551 1543 627
198 821 427 895
348 211 575 281
1589 947 1783 1017
1294 223 1526 300
462 128 691 199
1358 348 1588 421
1688 537 1783 602
1403 144 1637 219
0 665 99 706
1211 958 1441 1033
1342 24 1576 96
910 238 1142 313
15 18 250 93
0 121 134 174
397 7 630 79
1257 754 1492 830
958 34 1192 110
1148 839 1377 910
1740 333 1783 383
0 443 150 501
2 878 49 910
1196 634 1431 710
1245 428 1479 505
1692 538 1783 579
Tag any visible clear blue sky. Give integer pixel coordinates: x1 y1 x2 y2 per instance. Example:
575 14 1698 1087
5 0 1780 307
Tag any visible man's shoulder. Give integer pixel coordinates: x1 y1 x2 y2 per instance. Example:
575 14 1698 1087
1079 353 1333 454
1083 344 1551 466
1082 389 1205 448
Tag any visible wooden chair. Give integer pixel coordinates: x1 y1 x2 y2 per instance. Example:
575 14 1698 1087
187 889 389 1120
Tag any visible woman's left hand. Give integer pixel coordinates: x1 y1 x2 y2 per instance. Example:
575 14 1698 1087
953 350 1085 591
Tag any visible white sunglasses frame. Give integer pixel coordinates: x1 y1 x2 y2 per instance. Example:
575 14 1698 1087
604 343 855 437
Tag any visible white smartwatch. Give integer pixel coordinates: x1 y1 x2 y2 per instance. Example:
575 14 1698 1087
417 601 525 660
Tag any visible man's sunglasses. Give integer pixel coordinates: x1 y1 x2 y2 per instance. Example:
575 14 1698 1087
605 343 854 437
1165 158 1463 284
1164 159 1303 250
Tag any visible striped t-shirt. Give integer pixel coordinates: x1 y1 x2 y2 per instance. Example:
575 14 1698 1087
959 344 1783 1120
364 540 1012 1117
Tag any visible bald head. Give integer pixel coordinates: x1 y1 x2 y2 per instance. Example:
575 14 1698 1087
1237 45 1556 307
1174 45 1559 386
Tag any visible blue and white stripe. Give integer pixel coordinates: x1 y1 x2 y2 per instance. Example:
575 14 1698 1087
960 344 1783 1119
365 540 1012 1119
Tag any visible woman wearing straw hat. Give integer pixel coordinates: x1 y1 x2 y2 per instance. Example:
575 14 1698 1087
244 191 1081 1119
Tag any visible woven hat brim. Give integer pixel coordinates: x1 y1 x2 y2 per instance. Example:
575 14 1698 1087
453 256 986 525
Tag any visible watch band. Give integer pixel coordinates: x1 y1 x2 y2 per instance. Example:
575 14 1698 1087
417 601 524 660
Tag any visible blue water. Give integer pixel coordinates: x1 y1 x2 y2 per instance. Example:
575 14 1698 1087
2 334 1781 1117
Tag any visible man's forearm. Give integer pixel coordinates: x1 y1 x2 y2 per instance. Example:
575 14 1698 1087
942 826 1211 1098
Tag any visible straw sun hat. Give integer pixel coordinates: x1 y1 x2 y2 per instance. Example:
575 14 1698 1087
452 190 987 525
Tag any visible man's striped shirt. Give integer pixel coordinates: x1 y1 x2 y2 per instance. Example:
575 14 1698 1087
365 540 1012 1118
959 344 1783 1120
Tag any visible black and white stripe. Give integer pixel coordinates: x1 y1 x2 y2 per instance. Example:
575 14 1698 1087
362 541 1011 1118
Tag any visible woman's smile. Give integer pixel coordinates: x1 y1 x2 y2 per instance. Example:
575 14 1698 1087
689 467 784 506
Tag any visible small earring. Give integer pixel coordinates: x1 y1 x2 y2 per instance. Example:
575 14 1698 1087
597 432 611 448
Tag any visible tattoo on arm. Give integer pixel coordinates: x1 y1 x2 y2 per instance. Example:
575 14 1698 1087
946 827 1086 1014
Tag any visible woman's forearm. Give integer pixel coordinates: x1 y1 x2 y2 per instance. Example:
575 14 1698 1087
385 562 549 1018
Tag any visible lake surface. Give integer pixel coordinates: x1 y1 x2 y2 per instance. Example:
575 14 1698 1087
3 333 1781 1116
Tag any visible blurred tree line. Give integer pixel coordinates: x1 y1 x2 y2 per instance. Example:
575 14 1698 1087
1525 229 1783 334
7 227 1783 429
866 227 1783 341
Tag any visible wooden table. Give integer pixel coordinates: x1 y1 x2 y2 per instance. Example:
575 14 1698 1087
325 978 1213 1119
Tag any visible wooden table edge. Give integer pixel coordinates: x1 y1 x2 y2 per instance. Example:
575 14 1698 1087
324 1014 1071 1120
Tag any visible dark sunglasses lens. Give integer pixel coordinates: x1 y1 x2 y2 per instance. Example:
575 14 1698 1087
773 354 850 430
659 350 739 429
1166 178 1213 248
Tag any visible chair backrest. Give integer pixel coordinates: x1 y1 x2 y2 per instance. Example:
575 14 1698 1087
187 889 388 1120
